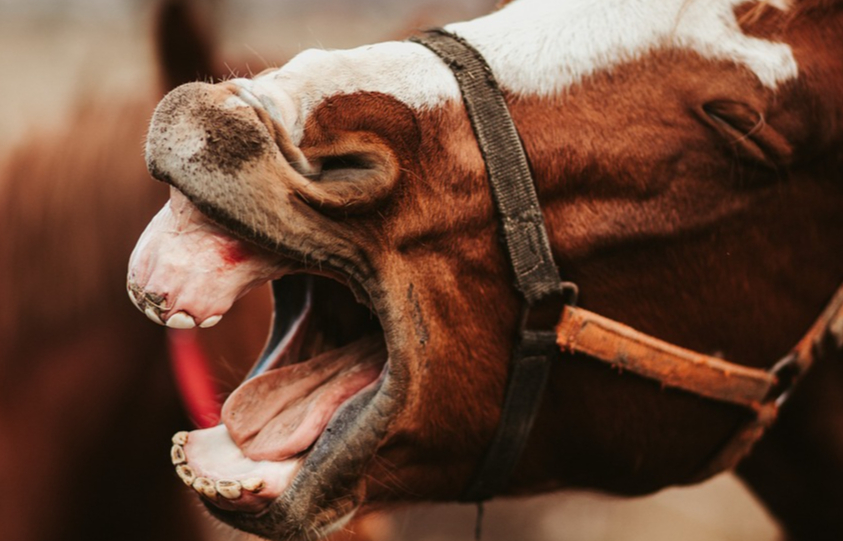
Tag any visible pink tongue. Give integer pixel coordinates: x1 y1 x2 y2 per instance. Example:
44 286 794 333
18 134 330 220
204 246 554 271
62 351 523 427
221 335 386 461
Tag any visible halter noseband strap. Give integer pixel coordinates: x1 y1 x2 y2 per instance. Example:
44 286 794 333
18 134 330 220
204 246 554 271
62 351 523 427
411 29 843 502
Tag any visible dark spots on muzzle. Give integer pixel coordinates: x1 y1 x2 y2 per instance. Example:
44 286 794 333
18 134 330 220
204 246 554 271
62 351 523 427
191 105 270 176
147 82 271 180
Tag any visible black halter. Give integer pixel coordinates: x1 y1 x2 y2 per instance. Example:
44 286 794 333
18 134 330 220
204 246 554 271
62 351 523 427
411 29 577 502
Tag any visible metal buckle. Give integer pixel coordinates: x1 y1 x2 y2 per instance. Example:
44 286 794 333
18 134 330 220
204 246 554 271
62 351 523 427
518 281 579 337
767 352 802 407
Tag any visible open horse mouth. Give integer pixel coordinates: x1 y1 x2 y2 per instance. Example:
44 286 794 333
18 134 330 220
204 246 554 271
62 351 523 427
128 116 396 536
168 266 387 514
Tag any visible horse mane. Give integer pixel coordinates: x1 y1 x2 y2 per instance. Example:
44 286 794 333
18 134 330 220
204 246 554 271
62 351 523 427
0 94 168 358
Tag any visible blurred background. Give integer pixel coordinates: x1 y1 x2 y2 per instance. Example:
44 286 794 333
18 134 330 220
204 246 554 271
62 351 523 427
0 1 783 540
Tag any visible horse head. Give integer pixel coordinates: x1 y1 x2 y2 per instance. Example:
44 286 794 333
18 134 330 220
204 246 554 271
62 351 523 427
127 1 843 539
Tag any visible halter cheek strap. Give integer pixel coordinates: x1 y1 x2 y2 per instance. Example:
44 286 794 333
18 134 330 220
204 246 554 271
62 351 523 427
411 28 843 502
410 28 576 502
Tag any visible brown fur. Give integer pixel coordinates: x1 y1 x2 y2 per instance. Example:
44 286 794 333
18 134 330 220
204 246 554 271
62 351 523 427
138 1 843 540
729 7 843 535
354 7 843 538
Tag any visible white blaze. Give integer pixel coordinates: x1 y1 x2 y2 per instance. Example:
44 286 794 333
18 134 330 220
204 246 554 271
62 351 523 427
233 0 798 144
450 0 798 94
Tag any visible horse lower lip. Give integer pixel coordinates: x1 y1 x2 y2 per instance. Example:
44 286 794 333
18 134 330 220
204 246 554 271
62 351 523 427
172 424 295 513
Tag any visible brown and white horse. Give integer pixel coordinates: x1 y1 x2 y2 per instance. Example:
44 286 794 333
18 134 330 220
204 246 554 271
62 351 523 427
128 0 843 540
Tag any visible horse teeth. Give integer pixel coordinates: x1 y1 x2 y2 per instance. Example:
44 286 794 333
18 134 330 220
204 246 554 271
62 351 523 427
144 307 164 325
172 431 189 446
171 445 186 465
127 287 139 307
216 479 242 500
241 477 265 493
199 315 223 328
192 477 217 498
176 464 196 486
166 312 196 329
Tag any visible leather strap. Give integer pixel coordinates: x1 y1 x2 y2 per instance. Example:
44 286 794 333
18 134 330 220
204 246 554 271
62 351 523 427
410 29 565 304
463 329 560 501
556 282 843 478
410 29 570 503
556 306 777 409
783 280 843 386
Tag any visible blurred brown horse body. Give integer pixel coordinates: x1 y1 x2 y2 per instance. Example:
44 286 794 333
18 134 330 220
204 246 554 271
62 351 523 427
0 2 271 539
0 95 198 541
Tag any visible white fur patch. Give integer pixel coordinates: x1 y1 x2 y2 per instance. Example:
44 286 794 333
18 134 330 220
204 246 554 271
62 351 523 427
230 44 459 144
241 0 798 143
448 0 797 96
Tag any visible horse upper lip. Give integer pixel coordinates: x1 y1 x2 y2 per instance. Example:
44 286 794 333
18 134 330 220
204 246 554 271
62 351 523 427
126 186 291 329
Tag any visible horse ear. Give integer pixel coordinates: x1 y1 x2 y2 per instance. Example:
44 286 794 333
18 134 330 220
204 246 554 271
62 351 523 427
153 0 221 93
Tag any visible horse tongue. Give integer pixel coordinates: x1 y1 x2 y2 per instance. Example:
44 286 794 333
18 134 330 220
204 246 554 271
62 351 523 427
221 335 386 462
